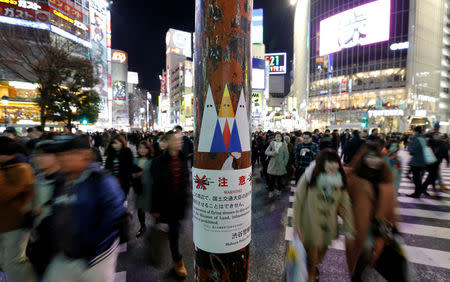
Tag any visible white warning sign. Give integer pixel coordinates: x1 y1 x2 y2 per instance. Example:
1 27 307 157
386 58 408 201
192 167 252 253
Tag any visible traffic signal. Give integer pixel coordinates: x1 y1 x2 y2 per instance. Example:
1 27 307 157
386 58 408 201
425 120 430 126
81 118 88 125
386 102 391 108
361 117 368 128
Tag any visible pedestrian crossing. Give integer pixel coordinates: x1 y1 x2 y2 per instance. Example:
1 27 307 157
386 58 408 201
284 150 450 277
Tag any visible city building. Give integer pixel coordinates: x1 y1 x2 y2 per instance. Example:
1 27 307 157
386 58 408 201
159 28 192 130
292 0 450 132
0 0 111 130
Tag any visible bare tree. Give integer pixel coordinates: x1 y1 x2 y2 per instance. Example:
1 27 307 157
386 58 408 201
0 25 99 127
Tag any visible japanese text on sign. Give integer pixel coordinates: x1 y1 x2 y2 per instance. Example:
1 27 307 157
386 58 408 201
192 167 252 253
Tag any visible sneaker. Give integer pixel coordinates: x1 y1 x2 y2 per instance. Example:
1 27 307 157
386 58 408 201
268 191 274 199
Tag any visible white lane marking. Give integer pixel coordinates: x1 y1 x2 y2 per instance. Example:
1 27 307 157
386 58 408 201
398 188 450 199
285 226 294 241
289 196 295 203
398 196 450 206
398 222 450 240
114 271 126 282
397 208 450 220
287 208 294 217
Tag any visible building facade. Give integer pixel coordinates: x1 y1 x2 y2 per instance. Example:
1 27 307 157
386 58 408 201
292 0 450 132
0 0 111 130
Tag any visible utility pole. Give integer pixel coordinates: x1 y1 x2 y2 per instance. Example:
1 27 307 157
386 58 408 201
193 0 253 281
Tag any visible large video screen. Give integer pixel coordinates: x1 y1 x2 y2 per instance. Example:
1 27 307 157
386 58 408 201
319 0 391 56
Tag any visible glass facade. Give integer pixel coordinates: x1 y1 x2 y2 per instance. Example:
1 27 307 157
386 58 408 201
307 0 412 131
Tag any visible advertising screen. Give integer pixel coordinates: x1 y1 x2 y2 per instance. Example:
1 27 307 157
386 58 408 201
252 91 263 117
252 9 263 44
166 28 192 58
252 58 265 90
113 81 126 101
264 53 287 74
319 0 390 56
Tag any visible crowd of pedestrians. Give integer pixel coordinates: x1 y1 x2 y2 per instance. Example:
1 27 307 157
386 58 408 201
0 122 449 281
253 124 448 281
0 125 194 281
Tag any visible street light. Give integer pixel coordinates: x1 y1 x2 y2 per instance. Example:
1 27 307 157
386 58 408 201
1 96 9 127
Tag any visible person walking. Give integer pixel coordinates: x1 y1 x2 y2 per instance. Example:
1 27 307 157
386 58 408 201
150 131 189 278
294 132 319 183
293 149 354 282
27 141 65 277
265 132 289 198
133 141 154 238
43 135 126 282
407 126 427 198
345 141 397 281
343 130 365 165
422 131 442 196
105 135 134 197
0 137 37 282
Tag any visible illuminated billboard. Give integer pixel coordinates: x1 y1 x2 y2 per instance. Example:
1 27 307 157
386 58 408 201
319 0 390 56
166 28 192 58
252 58 265 90
252 9 263 44
264 53 287 74
113 81 126 101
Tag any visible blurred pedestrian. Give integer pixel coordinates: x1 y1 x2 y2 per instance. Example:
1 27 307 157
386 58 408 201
345 141 397 281
150 131 189 278
0 136 37 282
105 135 134 196
133 141 154 238
43 135 126 282
293 149 354 282
407 126 427 198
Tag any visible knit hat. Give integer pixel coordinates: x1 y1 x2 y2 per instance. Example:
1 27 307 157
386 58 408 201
0 136 20 155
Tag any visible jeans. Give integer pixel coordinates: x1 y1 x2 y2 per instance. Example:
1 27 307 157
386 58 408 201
268 175 284 192
168 222 182 262
43 241 119 282
0 229 37 282
411 166 424 194
423 162 439 191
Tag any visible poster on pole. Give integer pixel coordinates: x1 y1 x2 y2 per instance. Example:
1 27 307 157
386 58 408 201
192 167 252 253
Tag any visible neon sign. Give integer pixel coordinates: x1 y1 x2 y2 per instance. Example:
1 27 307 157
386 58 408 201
264 53 287 74
112 51 127 63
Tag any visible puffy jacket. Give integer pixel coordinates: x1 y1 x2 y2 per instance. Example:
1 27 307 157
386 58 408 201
50 166 126 263
0 154 35 233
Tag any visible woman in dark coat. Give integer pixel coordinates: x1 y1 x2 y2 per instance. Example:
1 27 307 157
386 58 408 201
105 135 135 196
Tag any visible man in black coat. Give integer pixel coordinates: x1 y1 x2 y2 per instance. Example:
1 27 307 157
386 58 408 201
150 130 189 278
343 130 365 165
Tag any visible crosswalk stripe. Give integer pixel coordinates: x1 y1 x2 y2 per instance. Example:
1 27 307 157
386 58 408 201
397 196 450 206
287 210 450 239
397 208 450 220
289 195 295 203
398 188 450 199
286 230 450 270
397 222 450 240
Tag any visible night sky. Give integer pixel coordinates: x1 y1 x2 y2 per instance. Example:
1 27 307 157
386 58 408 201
111 0 294 98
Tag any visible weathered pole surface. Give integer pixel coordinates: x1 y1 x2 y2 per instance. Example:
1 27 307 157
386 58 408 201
193 0 253 281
